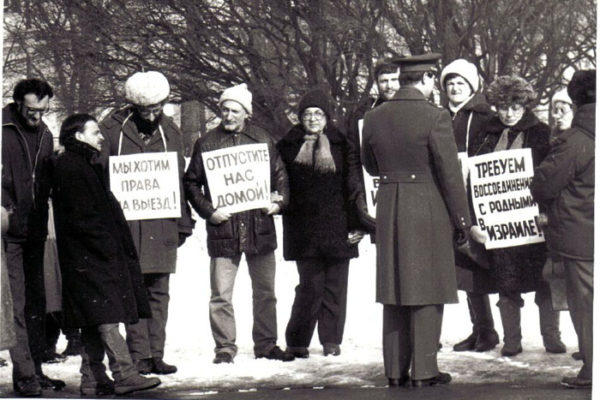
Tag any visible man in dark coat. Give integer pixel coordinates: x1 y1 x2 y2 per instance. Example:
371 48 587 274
531 70 595 389
361 54 472 387
98 71 194 375
1 78 65 396
52 113 160 396
439 59 499 353
184 83 294 364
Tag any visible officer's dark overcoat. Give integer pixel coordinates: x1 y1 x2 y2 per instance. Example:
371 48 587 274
361 87 471 305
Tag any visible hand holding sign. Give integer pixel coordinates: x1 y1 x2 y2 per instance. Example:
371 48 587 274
470 225 488 244
209 209 231 224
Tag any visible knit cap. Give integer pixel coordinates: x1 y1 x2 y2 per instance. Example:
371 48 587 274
440 59 480 93
551 88 572 107
219 83 253 115
125 71 170 106
298 88 331 119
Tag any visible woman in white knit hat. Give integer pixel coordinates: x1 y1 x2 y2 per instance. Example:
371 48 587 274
550 88 574 138
439 59 500 354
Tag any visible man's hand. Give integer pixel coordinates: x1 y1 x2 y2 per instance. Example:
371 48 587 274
270 191 283 204
209 209 231 224
470 225 487 244
264 203 281 215
347 230 365 245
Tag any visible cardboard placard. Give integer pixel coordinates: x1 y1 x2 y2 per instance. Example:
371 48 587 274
202 143 271 214
468 148 545 249
109 152 181 221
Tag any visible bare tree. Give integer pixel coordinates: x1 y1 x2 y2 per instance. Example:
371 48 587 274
3 0 595 136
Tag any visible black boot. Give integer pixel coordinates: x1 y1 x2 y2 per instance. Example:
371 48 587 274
453 332 477 351
498 296 522 356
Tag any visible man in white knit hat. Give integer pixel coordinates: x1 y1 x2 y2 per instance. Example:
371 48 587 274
439 59 501 354
99 71 194 375
184 83 294 363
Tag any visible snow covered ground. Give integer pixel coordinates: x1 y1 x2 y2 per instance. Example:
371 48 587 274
0 216 583 396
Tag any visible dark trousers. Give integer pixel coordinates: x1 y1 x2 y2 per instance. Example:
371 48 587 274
383 304 443 380
563 257 593 380
5 240 46 380
285 258 349 348
466 292 496 334
126 273 170 361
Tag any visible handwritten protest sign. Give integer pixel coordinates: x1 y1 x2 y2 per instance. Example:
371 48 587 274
468 148 544 249
202 143 271 214
358 119 378 217
110 152 181 221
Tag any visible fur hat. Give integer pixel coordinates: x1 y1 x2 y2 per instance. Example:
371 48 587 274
298 88 331 119
440 59 480 93
485 75 536 108
125 71 170 106
219 83 253 115
567 70 596 107
551 88 572 108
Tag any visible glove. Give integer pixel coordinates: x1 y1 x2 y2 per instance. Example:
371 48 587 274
178 232 189 247
355 195 376 234
454 228 469 247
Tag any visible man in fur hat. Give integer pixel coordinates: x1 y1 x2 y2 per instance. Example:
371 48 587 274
184 83 294 364
99 71 194 375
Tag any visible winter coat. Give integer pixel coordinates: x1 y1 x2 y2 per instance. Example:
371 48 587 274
471 108 550 294
531 103 595 261
449 94 497 294
0 207 16 350
52 139 151 328
277 124 369 260
361 87 471 306
184 123 289 258
1 103 54 243
98 107 194 274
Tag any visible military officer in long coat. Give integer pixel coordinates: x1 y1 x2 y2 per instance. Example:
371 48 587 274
361 54 472 387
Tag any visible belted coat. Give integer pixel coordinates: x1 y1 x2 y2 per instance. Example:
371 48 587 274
99 107 194 274
361 87 471 306
52 139 151 328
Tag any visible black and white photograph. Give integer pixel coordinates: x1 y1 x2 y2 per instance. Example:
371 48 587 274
0 1 596 399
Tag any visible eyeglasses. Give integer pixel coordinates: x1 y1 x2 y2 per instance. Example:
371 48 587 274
302 110 326 120
137 102 165 117
23 105 49 117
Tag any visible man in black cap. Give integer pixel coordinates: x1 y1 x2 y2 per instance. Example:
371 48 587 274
361 53 472 387
531 70 595 390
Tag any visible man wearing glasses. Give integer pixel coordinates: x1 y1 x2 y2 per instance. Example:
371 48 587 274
2 78 66 396
99 71 194 375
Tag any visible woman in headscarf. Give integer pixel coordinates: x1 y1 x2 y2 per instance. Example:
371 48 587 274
277 88 372 358
470 75 566 357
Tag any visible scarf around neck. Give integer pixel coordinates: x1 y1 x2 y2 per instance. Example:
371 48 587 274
293 130 336 173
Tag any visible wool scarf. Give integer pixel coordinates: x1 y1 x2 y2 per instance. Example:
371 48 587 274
293 132 336 173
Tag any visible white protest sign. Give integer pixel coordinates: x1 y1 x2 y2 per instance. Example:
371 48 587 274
109 152 181 221
468 148 545 249
202 143 271 214
358 119 378 217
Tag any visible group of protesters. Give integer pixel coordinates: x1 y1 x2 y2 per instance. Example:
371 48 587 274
0 52 594 396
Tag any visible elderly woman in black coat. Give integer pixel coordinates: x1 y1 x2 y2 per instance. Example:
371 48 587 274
277 88 372 358
470 76 566 357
